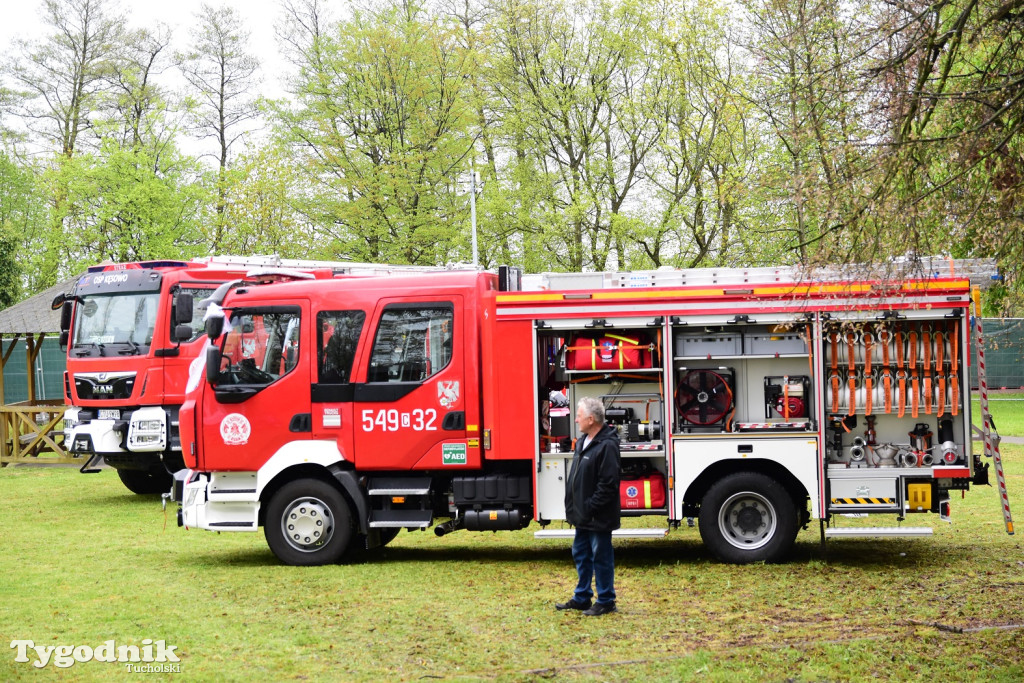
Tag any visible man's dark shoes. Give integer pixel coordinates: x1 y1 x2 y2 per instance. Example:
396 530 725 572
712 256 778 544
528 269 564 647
582 602 617 616
555 598 591 611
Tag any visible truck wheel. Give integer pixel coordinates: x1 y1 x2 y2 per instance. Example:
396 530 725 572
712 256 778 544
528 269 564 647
117 467 172 495
698 472 798 564
264 479 353 566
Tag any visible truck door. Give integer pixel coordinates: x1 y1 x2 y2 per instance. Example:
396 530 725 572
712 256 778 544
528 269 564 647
310 309 367 459
351 298 476 471
198 304 311 471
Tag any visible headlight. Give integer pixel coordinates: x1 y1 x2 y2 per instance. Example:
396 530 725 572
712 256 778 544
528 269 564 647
127 407 167 452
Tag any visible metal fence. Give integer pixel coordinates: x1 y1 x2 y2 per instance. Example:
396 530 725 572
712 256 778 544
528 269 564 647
970 319 1024 390
1 337 66 404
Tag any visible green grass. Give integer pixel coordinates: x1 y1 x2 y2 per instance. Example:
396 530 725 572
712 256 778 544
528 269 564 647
973 391 1024 438
1 443 1021 682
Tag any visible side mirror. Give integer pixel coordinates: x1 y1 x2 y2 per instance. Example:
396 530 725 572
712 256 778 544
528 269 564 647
59 301 73 333
59 330 69 350
173 324 194 342
205 345 222 384
205 316 224 340
175 293 194 325
51 292 67 310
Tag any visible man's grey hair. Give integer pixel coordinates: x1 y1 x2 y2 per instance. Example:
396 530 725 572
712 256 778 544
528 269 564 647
577 396 605 425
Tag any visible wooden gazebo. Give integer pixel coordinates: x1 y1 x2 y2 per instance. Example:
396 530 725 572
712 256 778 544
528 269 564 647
0 278 77 465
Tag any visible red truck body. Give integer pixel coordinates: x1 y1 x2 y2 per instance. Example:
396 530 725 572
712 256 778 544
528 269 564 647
175 263 998 565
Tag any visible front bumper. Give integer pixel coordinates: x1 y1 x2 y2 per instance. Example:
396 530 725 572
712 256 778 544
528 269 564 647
176 470 259 532
66 406 170 471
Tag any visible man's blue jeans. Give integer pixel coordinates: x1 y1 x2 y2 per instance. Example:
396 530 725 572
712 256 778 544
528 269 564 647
571 528 616 605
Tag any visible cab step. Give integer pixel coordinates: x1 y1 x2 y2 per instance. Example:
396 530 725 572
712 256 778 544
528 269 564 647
367 476 432 496
369 510 433 528
824 527 933 538
534 528 668 539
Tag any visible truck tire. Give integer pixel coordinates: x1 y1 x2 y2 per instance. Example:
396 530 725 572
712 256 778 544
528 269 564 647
698 472 798 564
117 467 173 495
264 479 354 566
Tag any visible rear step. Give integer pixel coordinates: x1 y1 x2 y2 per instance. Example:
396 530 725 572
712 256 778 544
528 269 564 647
824 527 933 538
535 528 668 539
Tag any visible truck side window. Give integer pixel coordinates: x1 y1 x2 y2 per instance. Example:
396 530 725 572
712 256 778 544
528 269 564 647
317 310 366 383
218 309 301 386
368 304 453 383
178 286 215 343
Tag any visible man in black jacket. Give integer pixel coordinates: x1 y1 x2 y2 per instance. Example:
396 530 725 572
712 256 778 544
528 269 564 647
556 396 621 616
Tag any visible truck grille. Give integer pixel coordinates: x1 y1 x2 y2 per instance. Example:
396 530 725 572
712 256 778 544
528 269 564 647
73 372 137 400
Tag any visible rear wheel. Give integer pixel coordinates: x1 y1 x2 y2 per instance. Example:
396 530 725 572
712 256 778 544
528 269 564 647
117 466 172 495
264 479 353 566
698 472 798 564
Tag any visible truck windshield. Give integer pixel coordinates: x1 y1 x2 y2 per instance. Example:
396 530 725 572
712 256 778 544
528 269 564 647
72 293 159 356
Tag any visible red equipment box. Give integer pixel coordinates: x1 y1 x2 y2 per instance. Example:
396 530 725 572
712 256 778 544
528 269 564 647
566 334 651 371
620 473 666 509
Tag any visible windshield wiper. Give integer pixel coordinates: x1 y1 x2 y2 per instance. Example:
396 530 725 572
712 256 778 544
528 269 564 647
71 342 103 358
117 341 142 356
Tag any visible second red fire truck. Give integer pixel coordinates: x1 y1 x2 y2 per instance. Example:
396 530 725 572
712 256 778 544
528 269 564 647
53 256 435 494
173 260 1005 564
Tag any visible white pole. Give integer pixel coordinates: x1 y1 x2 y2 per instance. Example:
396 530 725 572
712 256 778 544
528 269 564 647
470 167 479 267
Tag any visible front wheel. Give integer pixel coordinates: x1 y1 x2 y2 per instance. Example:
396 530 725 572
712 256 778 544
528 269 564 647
264 479 354 566
698 472 798 564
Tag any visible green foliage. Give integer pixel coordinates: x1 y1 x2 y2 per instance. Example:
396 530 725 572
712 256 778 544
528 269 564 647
217 145 311 258
1 0 1023 306
0 151 48 294
48 140 208 275
273 0 475 265
0 220 20 309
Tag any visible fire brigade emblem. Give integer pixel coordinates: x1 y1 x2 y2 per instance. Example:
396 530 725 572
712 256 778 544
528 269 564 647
437 380 460 408
220 413 251 446
241 338 257 358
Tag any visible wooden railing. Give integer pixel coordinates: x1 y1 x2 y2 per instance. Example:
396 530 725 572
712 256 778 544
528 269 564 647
0 401 74 465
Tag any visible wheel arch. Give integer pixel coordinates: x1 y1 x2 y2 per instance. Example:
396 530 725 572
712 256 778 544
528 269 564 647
257 461 368 535
682 458 810 519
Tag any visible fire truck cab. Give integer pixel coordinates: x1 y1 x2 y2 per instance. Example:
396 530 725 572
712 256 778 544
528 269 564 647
55 257 356 494
176 261 995 565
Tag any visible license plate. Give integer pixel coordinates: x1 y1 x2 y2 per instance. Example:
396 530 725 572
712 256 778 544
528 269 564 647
98 409 120 420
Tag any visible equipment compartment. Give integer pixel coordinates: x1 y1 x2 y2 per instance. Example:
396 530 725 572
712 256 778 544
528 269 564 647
674 330 742 358
744 331 807 356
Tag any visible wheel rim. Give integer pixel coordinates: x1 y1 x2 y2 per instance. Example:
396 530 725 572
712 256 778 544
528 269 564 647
280 496 335 552
717 491 776 550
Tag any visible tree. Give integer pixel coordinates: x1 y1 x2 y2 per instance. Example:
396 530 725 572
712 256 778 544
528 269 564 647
0 151 48 295
647 0 765 268
739 0 877 266
0 221 21 309
217 144 312 257
487 0 667 271
271 0 475 264
5 0 127 158
178 3 261 250
50 139 206 273
863 0 1024 310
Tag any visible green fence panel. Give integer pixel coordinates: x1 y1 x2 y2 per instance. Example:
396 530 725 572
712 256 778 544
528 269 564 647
1 337 67 404
969 318 1024 390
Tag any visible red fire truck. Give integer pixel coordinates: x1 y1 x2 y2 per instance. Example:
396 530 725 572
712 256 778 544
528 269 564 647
173 260 1006 564
53 256 434 494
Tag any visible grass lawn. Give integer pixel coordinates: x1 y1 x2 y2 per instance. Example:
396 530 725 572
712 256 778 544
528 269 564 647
973 391 1024 437
0 402 1020 680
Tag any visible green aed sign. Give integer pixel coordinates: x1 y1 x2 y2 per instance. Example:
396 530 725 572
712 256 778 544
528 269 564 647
442 443 467 465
